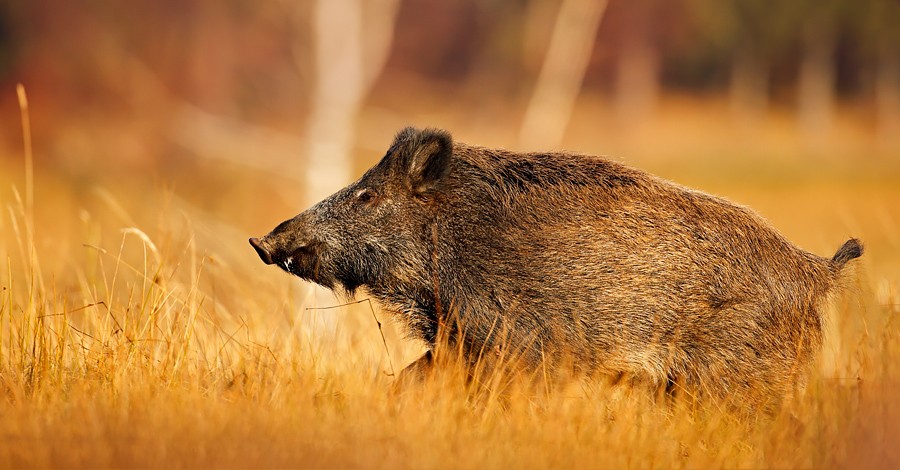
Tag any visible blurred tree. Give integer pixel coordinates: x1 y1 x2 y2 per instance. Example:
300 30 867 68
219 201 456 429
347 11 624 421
860 0 900 147
723 0 802 124
301 0 399 204
301 0 400 324
0 3 17 81
519 0 606 149
795 0 845 147
612 0 662 128
463 0 529 104
383 0 481 82
728 3 769 122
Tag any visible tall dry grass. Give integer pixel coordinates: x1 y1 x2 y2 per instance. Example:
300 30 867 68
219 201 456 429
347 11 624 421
1 97 899 468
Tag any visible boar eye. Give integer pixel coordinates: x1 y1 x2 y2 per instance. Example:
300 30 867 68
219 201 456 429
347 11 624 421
355 188 376 205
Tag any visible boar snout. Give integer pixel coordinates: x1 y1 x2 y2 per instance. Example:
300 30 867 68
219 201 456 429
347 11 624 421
249 226 327 282
249 237 274 265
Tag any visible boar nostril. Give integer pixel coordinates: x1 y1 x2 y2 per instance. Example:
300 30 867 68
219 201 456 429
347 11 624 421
249 237 275 265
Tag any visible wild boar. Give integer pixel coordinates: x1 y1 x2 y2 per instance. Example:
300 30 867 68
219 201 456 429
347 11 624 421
250 127 862 405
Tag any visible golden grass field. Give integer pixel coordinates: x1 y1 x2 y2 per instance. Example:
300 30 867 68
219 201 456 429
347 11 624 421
1 95 898 468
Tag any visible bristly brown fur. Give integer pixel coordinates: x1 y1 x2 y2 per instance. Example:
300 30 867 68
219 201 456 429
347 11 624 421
252 127 864 412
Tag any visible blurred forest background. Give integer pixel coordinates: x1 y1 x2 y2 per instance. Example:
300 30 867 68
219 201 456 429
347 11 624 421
1 0 898 193
0 2 899 467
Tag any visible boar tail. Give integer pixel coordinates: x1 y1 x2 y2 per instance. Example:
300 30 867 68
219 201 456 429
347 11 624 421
831 238 863 268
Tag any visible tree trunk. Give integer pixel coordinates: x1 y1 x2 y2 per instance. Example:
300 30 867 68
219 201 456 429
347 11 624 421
798 28 836 151
305 0 365 204
729 45 768 126
518 0 607 149
301 0 400 332
303 0 400 204
614 7 659 131
876 42 900 151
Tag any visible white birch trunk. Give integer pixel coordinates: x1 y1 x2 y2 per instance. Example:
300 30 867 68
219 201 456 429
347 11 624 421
302 0 400 335
518 0 607 150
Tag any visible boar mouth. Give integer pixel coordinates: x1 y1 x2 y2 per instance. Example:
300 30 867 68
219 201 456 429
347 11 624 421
279 243 330 284
250 237 325 277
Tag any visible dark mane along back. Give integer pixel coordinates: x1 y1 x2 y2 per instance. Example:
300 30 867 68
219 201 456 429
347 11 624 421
458 148 643 198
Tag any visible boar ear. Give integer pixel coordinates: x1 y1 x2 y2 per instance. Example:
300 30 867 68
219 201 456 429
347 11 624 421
407 128 452 194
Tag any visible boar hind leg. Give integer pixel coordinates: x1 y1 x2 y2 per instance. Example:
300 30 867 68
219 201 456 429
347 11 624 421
392 351 434 391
